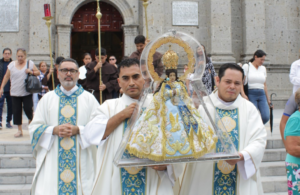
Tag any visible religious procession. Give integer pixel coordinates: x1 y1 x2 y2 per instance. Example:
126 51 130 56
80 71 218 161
0 0 299 195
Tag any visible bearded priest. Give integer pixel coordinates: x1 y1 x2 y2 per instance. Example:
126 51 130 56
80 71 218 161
180 63 267 195
29 58 99 195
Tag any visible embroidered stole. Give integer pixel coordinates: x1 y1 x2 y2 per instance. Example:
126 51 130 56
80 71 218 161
56 86 84 195
213 108 239 195
120 118 147 195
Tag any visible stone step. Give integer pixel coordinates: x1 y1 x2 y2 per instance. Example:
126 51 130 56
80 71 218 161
260 161 286 177
262 148 286 162
262 176 287 193
266 138 284 149
0 168 34 185
0 184 30 195
0 154 35 169
0 143 31 154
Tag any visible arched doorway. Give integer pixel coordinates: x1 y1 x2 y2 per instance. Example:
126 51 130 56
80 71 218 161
71 1 124 65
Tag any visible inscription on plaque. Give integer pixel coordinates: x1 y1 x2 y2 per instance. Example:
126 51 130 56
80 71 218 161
172 1 198 26
0 0 19 32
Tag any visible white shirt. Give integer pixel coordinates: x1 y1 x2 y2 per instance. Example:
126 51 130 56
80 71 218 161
289 59 300 93
243 62 267 90
79 66 87 80
187 73 194 91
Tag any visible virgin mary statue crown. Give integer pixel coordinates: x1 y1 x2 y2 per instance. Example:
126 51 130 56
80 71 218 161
162 46 179 70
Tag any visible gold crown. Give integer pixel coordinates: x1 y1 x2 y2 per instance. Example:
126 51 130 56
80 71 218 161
162 45 179 69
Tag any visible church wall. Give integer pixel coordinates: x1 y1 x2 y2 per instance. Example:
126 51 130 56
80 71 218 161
231 0 243 62
0 1 30 59
140 0 209 50
265 0 300 65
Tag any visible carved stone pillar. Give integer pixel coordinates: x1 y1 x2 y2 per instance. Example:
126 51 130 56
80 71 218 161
56 24 73 58
241 0 267 62
122 24 139 56
209 0 236 64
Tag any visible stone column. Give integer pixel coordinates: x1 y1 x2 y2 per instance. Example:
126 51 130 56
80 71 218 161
56 24 73 58
241 0 267 62
27 0 54 64
122 24 139 56
209 0 236 64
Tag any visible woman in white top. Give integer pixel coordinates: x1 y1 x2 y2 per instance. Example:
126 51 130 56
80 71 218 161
241 50 272 124
78 53 92 89
0 49 40 137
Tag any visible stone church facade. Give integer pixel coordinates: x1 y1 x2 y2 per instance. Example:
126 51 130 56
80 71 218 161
0 0 298 107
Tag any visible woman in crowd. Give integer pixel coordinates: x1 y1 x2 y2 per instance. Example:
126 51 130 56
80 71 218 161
78 53 92 88
241 50 272 124
187 45 216 97
37 61 48 99
0 48 40 137
284 88 300 194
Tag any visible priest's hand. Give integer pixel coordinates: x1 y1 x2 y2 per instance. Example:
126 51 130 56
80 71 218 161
122 103 137 120
49 68 54 74
150 165 168 171
94 61 102 72
225 152 244 165
53 124 79 137
99 84 106 91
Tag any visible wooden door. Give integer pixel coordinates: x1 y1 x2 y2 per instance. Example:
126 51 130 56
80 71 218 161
71 2 124 32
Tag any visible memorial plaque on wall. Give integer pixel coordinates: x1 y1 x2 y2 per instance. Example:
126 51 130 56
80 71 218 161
172 1 198 26
0 0 19 32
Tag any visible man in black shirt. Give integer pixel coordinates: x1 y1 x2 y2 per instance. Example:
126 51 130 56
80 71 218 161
0 48 13 129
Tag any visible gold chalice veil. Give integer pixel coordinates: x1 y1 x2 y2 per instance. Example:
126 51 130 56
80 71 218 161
114 31 239 167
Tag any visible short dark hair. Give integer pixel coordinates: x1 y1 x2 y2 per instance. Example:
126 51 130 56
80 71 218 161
3 48 12 54
83 53 92 59
134 35 146 44
249 50 267 62
55 57 65 65
59 58 79 68
118 58 139 74
218 63 244 81
95 48 107 56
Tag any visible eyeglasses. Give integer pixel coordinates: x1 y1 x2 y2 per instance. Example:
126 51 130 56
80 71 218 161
109 59 116 61
59 69 79 74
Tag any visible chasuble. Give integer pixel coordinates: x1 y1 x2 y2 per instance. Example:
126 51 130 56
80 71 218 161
29 85 99 195
81 94 183 195
179 91 267 195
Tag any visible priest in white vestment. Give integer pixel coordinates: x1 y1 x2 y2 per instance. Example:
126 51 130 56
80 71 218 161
180 63 267 195
29 59 99 195
81 58 183 195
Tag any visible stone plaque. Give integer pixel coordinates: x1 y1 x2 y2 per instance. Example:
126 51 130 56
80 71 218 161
172 1 198 26
0 0 19 32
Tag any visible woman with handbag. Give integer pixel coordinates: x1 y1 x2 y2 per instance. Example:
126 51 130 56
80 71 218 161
0 48 40 137
241 50 272 124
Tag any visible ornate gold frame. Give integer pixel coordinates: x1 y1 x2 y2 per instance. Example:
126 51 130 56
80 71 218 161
147 36 196 82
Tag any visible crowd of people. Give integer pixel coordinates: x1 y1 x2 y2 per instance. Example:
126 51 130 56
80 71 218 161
0 34 299 194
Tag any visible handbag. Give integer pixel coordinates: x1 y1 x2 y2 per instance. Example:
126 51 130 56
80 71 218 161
243 63 249 96
25 60 42 93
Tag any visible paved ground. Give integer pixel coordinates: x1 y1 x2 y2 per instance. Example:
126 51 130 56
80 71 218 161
0 109 285 143
0 115 30 143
